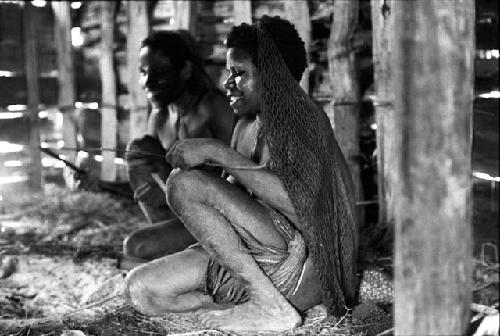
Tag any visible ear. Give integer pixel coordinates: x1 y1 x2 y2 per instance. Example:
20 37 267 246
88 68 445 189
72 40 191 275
180 61 192 80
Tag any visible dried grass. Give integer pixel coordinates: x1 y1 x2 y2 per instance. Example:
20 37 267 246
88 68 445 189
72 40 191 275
1 186 498 335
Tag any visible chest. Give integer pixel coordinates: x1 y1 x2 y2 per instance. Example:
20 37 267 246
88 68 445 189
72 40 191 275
156 105 211 149
233 118 269 165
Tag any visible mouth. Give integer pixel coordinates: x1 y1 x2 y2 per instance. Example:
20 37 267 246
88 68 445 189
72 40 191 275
229 97 243 109
227 92 243 107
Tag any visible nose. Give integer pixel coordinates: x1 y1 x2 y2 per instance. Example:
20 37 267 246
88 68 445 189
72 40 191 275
139 73 148 89
223 75 236 90
145 74 156 88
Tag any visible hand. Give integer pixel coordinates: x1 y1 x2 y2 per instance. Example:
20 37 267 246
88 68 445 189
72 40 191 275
166 138 220 170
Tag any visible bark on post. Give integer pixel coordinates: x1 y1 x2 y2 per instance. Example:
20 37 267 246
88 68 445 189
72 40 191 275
173 0 197 32
99 2 117 181
284 0 311 93
233 0 252 25
328 0 363 223
52 1 78 165
23 3 42 190
371 0 396 231
393 1 474 334
127 1 150 141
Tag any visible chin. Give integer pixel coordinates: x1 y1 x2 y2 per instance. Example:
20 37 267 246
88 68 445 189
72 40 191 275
233 108 254 118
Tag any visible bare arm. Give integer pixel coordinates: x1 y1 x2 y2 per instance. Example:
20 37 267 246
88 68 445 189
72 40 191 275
146 110 161 139
167 134 299 223
206 141 298 224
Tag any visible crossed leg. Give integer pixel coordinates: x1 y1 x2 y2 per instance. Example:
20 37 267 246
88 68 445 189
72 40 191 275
125 168 301 331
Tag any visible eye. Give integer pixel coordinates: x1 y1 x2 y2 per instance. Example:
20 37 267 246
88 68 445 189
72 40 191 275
228 69 245 78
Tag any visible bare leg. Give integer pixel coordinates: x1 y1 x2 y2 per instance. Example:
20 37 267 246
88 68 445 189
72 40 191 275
166 169 301 331
123 164 195 266
123 217 197 260
125 245 216 315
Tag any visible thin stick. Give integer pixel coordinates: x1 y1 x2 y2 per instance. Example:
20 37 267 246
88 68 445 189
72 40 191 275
205 162 267 170
375 327 394 336
56 146 268 171
151 174 168 193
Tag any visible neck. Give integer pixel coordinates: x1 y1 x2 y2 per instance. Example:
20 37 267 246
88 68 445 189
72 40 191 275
151 90 198 114
170 89 196 111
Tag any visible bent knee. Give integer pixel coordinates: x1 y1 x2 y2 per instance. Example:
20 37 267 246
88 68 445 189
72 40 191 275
125 263 185 315
124 267 157 315
166 169 207 208
124 266 170 315
123 233 150 260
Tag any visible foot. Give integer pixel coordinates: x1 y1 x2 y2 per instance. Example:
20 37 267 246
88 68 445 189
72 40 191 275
199 297 301 331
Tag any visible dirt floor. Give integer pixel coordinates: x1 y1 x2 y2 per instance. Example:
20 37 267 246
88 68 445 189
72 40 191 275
0 185 497 336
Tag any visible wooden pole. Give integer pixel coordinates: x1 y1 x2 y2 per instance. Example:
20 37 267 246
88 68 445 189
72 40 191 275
284 0 311 93
127 1 150 141
233 0 252 25
99 1 117 181
393 1 474 334
23 3 42 191
371 0 396 231
173 0 197 33
328 0 363 223
52 1 78 165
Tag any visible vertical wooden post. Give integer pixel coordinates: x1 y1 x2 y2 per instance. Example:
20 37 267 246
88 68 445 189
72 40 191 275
393 1 474 334
328 0 363 222
371 0 396 230
23 3 42 190
127 1 150 141
284 0 311 93
99 1 117 181
52 1 78 165
233 0 252 25
174 0 197 33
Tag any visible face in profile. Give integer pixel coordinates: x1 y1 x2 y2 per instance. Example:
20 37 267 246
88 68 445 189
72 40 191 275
224 47 261 117
139 46 184 106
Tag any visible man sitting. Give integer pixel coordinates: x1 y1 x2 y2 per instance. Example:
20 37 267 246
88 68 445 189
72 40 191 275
125 16 358 332
123 31 234 266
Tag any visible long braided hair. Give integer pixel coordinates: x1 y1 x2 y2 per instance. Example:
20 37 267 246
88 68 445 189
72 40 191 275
228 16 359 315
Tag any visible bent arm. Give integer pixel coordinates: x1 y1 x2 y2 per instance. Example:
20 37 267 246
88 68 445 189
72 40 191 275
210 143 298 224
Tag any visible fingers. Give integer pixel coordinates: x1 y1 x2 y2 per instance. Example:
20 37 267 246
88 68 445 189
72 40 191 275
166 141 189 169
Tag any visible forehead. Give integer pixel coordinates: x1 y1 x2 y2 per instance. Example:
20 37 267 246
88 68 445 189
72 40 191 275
139 46 171 67
226 47 253 66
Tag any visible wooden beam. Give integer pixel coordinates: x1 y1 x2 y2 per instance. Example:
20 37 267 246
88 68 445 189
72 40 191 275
23 3 42 190
99 2 117 181
233 0 252 25
371 0 396 231
284 0 311 93
127 1 150 141
328 0 363 224
173 0 197 33
52 1 78 165
393 1 474 334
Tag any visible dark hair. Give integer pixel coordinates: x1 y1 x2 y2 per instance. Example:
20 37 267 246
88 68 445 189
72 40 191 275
226 16 307 82
141 30 214 93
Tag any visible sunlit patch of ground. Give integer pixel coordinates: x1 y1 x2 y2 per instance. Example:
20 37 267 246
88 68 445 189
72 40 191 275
0 255 122 319
0 185 497 335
